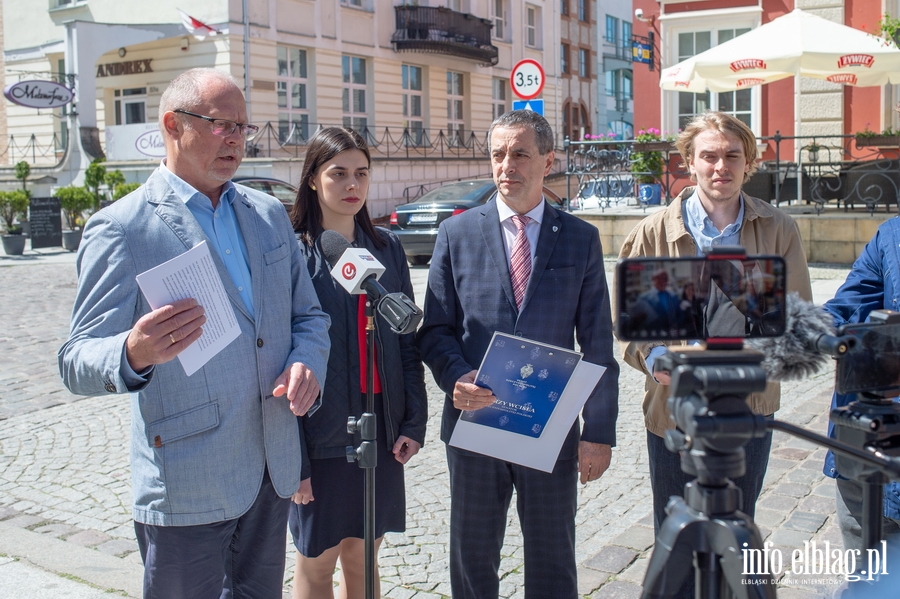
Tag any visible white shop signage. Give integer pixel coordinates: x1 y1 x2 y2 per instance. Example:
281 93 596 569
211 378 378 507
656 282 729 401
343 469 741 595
4 80 74 109
106 123 166 161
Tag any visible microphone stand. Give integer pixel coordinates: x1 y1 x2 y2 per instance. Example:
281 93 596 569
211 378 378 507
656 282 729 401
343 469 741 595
346 296 378 599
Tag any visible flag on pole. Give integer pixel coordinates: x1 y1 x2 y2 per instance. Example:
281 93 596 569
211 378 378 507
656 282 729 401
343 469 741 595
177 9 223 40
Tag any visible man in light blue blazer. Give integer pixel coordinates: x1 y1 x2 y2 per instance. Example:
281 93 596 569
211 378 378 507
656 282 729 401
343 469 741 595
417 110 619 598
58 68 330 598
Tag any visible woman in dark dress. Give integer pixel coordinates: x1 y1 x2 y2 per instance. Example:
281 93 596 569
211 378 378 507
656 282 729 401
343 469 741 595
288 127 427 598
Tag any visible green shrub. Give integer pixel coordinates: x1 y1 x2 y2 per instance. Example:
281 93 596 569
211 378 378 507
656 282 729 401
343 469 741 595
84 158 107 211
56 186 93 230
113 182 141 200
0 190 29 233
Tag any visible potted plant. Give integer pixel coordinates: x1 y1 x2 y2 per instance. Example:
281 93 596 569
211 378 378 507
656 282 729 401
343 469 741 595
803 142 823 163
855 123 900 148
631 128 668 205
56 185 93 251
877 12 900 46
0 190 30 255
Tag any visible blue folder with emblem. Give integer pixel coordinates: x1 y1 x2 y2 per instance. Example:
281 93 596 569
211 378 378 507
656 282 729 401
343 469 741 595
460 332 582 438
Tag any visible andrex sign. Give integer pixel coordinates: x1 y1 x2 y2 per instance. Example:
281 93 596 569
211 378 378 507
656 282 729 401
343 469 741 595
96 59 154 78
4 80 74 109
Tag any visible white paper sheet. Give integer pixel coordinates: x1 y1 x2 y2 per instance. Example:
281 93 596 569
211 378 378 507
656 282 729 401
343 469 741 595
135 241 241 376
449 359 606 472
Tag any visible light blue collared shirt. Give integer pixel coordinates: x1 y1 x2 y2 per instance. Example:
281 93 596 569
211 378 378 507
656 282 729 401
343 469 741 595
159 162 255 317
682 189 745 256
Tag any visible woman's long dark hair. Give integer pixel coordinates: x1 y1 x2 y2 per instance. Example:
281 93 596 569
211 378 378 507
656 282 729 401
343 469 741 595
289 127 385 249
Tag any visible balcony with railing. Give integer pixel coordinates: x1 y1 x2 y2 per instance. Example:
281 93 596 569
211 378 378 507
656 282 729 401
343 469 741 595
391 5 499 66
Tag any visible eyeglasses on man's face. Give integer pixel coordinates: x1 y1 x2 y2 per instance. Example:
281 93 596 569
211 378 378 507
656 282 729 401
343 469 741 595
173 109 260 141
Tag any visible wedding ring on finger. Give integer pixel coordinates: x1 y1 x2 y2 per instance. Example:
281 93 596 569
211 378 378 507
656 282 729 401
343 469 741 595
169 333 177 345
467 400 471 407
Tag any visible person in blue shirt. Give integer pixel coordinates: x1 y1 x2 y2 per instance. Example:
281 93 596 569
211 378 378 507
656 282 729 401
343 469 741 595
823 217 900 552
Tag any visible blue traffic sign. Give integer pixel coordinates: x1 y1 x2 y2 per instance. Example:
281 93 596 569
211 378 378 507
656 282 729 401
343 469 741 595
512 99 544 116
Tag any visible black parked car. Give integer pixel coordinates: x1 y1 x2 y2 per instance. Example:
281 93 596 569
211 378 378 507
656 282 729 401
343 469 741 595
233 177 297 209
390 179 564 265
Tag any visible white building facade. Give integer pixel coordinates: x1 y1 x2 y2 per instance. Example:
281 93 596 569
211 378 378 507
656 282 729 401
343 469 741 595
2 0 598 211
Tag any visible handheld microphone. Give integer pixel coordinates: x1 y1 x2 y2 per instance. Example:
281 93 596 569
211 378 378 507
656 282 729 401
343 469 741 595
747 293 854 381
321 230 387 296
319 230 423 335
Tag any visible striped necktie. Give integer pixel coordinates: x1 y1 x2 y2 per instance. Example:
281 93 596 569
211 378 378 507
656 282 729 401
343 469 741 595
510 215 532 310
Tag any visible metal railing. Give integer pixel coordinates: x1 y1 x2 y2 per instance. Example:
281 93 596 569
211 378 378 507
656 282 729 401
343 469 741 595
564 133 900 215
564 137 683 211
758 133 900 214
390 5 499 66
0 132 67 167
247 122 496 160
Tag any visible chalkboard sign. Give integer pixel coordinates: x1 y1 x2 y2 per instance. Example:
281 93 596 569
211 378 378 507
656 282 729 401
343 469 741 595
29 196 62 249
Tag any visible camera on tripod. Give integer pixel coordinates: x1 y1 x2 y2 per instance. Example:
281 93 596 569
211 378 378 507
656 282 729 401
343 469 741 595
615 247 900 598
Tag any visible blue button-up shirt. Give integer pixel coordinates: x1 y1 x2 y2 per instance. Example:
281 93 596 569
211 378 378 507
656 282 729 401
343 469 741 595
160 162 255 317
682 189 745 256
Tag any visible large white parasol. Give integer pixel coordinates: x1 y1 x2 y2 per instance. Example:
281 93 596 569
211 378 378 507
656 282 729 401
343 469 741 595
660 8 900 93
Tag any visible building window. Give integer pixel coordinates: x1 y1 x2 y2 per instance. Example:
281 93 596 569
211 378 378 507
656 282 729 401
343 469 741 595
579 48 589 78
560 0 568 16
605 15 618 44
114 88 147 125
564 102 589 141
341 0 363 7
676 28 752 130
342 55 368 132
276 46 309 144
447 71 466 146
608 120 632 139
402 64 424 146
561 43 569 74
492 78 508 121
605 70 617 97
622 21 632 55
525 5 539 48
492 0 506 40
577 0 587 22
606 70 631 112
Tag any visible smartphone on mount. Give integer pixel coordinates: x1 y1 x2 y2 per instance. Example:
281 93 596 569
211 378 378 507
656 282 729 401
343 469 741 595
615 253 788 343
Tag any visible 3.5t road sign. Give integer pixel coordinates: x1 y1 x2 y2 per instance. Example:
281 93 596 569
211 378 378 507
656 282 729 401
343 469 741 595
510 59 545 100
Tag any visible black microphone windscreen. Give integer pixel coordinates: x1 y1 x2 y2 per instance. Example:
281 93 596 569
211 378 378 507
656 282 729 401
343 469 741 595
747 292 835 381
320 229 352 268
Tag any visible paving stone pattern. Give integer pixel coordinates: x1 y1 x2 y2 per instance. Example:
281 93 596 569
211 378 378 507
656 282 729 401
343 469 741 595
0 258 861 597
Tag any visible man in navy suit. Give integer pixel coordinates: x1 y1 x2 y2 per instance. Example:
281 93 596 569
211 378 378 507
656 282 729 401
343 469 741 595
417 110 619 598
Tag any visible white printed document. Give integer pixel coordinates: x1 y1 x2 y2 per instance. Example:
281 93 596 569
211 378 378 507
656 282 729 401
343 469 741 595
449 333 606 472
136 241 241 376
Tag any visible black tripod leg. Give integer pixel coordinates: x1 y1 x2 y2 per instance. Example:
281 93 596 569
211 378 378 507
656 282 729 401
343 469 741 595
642 499 705 599
862 482 884 554
707 515 776 599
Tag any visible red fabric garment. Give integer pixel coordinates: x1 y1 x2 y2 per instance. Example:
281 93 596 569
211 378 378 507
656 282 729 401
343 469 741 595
357 295 382 393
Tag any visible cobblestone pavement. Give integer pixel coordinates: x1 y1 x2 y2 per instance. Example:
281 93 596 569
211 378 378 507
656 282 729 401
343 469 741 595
0 249 860 598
